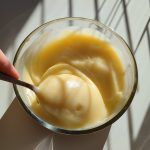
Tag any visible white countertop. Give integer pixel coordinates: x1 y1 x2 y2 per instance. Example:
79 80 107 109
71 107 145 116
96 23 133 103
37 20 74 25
0 0 149 149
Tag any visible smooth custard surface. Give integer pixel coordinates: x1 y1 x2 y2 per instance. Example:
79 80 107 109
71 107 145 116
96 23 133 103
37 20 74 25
23 31 125 129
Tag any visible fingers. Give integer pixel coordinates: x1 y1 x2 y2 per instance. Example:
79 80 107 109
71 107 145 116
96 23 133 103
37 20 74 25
0 49 19 79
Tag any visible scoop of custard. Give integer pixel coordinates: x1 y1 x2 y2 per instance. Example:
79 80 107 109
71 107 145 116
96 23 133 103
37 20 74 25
37 74 90 124
36 63 107 127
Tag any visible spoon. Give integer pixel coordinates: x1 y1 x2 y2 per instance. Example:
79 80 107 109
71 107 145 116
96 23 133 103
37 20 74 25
0 71 38 93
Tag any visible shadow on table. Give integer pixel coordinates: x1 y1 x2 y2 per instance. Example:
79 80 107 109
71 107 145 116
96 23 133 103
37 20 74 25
133 105 150 150
0 99 110 150
121 0 150 149
0 99 51 150
0 0 42 52
132 19 150 150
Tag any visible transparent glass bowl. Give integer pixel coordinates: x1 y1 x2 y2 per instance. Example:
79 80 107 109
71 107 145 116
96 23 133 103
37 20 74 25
13 17 138 134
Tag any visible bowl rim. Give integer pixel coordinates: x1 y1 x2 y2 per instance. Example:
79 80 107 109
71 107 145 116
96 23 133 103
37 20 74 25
13 17 138 135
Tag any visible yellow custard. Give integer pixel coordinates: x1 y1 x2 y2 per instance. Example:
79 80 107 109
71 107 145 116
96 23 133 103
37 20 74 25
23 32 125 129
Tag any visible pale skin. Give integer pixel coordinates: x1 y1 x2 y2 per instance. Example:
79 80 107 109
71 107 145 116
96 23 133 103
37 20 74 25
0 49 19 79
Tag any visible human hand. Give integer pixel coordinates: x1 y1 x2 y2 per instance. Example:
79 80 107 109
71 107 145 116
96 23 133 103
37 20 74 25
0 49 19 79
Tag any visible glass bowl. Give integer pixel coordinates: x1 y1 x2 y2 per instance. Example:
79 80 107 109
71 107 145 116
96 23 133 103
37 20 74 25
13 17 138 134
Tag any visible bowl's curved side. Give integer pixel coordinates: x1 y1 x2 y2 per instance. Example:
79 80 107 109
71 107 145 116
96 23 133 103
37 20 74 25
13 17 138 135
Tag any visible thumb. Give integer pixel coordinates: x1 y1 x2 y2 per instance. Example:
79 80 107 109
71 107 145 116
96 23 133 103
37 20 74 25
0 49 19 79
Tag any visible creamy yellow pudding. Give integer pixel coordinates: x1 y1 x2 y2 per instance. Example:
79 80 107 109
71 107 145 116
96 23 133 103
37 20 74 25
23 31 125 129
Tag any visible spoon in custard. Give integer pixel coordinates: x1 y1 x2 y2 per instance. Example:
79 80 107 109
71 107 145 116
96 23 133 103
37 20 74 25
0 71 39 93
0 67 91 119
0 68 92 124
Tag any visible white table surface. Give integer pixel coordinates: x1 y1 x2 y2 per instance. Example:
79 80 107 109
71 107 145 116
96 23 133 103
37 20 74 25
0 0 149 150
